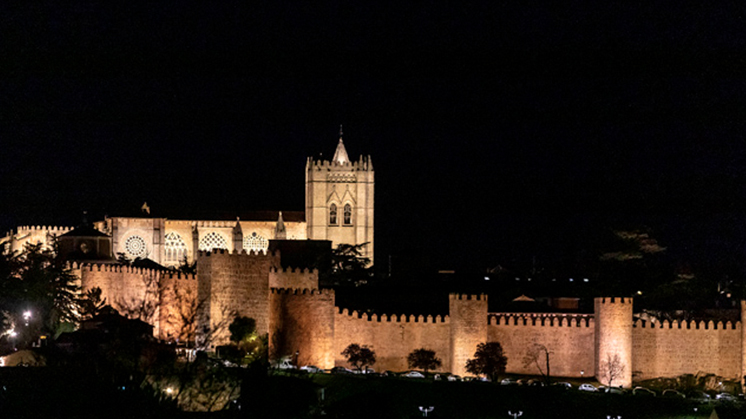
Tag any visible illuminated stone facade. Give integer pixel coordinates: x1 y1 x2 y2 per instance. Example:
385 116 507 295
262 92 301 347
4 137 746 386
1 135 374 266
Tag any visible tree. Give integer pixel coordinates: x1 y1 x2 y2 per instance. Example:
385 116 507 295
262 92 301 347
599 353 625 388
229 316 256 344
78 287 107 320
407 348 442 374
325 243 373 287
341 343 376 372
465 342 507 382
0 242 81 352
522 343 552 385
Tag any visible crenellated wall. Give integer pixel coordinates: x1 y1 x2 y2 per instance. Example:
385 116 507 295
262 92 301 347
488 313 595 378
197 249 279 347
269 288 336 369
66 256 746 385
632 319 742 381
159 272 199 343
449 294 488 376
269 266 318 290
5 225 73 253
76 262 164 335
334 308 451 372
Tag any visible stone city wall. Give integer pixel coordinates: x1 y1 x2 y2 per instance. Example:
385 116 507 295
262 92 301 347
269 266 318 290
269 288 336 369
632 319 742 381
158 272 199 343
76 263 163 335
333 309 451 373
488 313 595 378
197 249 279 347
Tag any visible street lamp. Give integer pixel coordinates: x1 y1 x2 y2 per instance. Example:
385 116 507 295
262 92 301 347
508 411 523 419
419 406 434 417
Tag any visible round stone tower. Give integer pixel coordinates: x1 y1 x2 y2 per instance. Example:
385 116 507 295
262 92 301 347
449 293 488 377
594 297 633 388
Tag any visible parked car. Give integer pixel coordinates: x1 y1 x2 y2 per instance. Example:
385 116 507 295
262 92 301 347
716 393 736 402
662 389 685 399
687 391 711 402
330 366 354 375
300 365 323 374
447 375 462 382
500 378 517 386
527 379 545 387
403 371 425 379
605 386 624 395
578 384 598 392
553 382 572 390
381 370 397 377
633 387 656 397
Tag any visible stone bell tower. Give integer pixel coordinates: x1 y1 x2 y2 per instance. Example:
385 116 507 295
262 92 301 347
305 126 374 263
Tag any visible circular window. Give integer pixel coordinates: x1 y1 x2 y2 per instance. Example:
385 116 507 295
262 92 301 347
125 235 147 258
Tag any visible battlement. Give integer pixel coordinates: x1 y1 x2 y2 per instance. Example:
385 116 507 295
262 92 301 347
596 296 633 305
270 287 333 296
197 248 279 258
164 272 198 281
269 266 318 275
192 220 237 228
74 262 164 275
306 156 373 172
449 293 487 301
15 225 73 236
633 318 740 330
489 312 593 327
337 308 449 324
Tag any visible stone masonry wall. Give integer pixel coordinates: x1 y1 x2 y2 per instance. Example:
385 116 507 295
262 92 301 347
78 263 163 335
269 288 336 369
197 249 279 348
333 309 451 372
269 267 318 290
449 294 488 377
595 297 633 387
158 272 199 343
632 319 742 381
488 314 595 378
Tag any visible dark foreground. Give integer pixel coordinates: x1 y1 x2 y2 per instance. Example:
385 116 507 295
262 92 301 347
2 367 745 419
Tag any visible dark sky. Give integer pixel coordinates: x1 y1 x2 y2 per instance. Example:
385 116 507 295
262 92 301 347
2 3 745 275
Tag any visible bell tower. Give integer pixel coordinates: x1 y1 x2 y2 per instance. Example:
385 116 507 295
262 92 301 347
305 126 374 263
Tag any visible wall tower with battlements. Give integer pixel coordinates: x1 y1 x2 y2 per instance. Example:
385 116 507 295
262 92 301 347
594 297 634 387
449 293 488 377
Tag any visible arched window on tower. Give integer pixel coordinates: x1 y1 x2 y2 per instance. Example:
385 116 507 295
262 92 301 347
329 203 338 225
164 232 187 265
344 203 352 225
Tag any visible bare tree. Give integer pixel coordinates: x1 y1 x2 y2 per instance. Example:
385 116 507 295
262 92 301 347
599 353 625 388
114 270 161 326
523 343 552 385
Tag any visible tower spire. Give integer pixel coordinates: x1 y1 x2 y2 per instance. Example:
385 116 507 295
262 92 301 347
332 125 350 165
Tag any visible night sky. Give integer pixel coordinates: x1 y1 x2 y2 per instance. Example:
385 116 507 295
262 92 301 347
2 3 745 277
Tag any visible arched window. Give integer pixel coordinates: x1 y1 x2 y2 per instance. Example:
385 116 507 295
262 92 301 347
343 203 352 225
199 232 228 252
164 232 187 264
329 203 338 225
243 232 269 254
